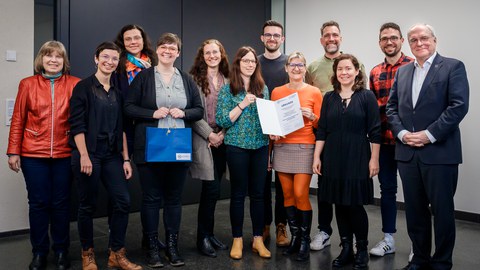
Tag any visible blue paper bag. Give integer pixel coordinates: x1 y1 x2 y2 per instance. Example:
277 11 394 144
145 127 192 162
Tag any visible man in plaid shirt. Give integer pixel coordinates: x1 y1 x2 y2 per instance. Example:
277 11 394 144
369 22 413 257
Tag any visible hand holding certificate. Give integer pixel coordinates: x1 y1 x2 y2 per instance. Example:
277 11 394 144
256 92 304 136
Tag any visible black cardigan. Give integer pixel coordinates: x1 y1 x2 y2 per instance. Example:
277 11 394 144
124 67 204 163
69 74 124 154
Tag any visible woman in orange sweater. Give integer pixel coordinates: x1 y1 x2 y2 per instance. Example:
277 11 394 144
270 51 322 262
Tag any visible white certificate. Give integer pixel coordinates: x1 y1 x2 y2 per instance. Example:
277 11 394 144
256 92 304 136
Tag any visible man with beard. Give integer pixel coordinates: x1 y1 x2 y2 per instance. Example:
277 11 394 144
306 20 365 251
368 22 413 258
257 20 290 247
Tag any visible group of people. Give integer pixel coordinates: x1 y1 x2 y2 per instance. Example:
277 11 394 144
7 18 468 270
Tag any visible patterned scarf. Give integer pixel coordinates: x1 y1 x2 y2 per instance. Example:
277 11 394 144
126 53 151 84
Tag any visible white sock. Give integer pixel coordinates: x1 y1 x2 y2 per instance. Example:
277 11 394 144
384 233 394 244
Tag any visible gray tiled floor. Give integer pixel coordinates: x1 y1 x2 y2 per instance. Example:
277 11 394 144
1 195 479 269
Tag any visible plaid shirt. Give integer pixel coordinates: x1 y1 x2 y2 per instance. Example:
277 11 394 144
369 53 414 145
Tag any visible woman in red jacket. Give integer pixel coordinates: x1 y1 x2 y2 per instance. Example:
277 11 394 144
7 41 80 270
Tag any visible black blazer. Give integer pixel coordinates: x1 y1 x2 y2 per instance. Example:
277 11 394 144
386 54 469 164
124 67 203 163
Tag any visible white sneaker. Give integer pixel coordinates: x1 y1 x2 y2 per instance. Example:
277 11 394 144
310 231 331 250
369 239 396 256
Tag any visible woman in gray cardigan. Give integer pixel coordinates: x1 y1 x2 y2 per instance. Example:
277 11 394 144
189 39 230 258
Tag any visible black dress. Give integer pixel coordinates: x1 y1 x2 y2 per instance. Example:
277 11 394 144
316 89 381 205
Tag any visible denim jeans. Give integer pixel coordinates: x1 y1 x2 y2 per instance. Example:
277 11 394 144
72 150 131 251
137 162 188 237
226 145 268 237
378 144 398 234
21 157 72 255
197 144 226 239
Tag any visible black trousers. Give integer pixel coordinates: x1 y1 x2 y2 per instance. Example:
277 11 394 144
398 152 458 270
197 144 227 239
316 174 333 235
264 170 287 226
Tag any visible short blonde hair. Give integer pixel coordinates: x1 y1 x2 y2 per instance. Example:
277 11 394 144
34 41 70 74
286 51 307 66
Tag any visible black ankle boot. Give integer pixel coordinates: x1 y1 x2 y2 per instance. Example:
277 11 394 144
166 233 185 267
197 236 216 257
142 232 166 250
208 235 228 250
353 240 369 270
283 206 300 256
29 254 47 270
55 252 70 270
296 210 312 262
332 237 354 268
146 235 164 268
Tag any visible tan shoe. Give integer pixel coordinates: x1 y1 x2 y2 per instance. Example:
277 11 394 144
230 237 243 260
108 248 143 270
81 248 98 270
262 225 271 241
252 236 271 258
276 223 290 247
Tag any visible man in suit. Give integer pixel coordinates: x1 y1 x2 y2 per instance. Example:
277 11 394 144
386 24 469 270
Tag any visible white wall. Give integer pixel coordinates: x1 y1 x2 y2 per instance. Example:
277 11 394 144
286 0 480 214
0 0 34 233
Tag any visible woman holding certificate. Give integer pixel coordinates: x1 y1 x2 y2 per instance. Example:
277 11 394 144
312 54 380 269
269 51 323 262
216 46 270 260
124 33 203 267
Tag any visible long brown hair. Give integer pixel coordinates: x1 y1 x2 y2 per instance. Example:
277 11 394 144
229 46 265 97
189 39 230 96
331 54 366 92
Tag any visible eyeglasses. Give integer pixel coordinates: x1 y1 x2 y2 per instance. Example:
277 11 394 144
158 45 178 52
263 33 282 40
124 35 142 43
99 54 119 62
380 36 400 43
408 36 432 45
240 59 257 65
287 63 305 69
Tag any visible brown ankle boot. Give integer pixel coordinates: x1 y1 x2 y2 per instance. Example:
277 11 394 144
252 236 271 258
230 237 243 260
81 248 98 270
276 223 290 247
108 248 142 270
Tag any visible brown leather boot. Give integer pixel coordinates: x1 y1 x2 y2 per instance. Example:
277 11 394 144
276 223 290 247
108 248 142 270
81 248 98 270
230 237 243 260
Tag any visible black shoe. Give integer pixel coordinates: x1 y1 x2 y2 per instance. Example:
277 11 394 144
146 235 164 268
209 235 228 250
142 233 166 250
332 237 354 268
353 240 369 270
166 233 185 267
197 237 217 258
29 254 47 270
55 252 70 270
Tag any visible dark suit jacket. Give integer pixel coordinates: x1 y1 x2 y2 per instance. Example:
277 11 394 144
386 53 469 164
124 67 204 163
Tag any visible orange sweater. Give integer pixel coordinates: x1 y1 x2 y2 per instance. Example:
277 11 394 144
271 84 323 145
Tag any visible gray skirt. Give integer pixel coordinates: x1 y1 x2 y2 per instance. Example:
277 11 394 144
272 143 315 174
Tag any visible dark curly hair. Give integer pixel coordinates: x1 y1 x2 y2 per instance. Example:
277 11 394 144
331 54 366 92
189 39 230 96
